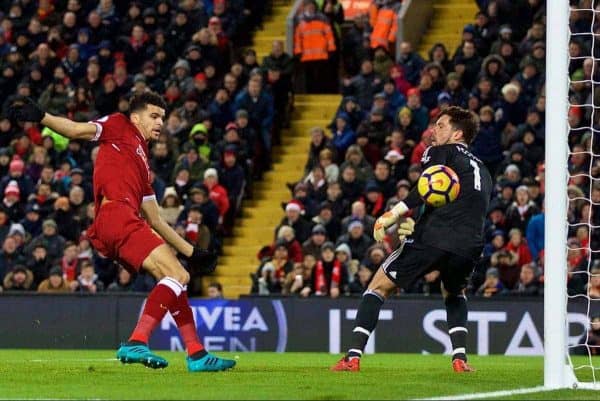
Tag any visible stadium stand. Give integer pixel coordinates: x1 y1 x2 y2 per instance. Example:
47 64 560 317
252 0 555 300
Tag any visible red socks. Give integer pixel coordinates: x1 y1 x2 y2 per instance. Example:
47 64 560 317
129 277 183 344
169 288 205 356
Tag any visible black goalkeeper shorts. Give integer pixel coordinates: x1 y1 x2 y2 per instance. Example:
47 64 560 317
381 240 475 293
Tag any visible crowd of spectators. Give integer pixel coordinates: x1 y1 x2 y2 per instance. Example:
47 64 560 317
0 0 291 296
251 0 600 301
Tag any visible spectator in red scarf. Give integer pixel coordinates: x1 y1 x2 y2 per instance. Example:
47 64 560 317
311 241 348 298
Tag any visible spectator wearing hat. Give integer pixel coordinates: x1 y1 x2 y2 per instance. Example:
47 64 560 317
476 267 505 297
185 122 213 164
213 123 247 163
361 180 386 217
27 219 65 264
253 238 294 295
140 61 164 93
26 241 52 289
331 96 366 132
173 145 210 183
167 58 194 95
218 146 246 234
335 218 374 262
179 185 220 233
478 54 510 94
175 91 204 130
37 266 71 293
276 199 313 244
312 199 342 240
2 264 34 291
498 142 534 180
1 180 24 222
183 43 204 76
394 106 420 144
386 179 412 213
48 196 81 242
404 88 429 135
20 202 42 238
0 155 34 204
310 240 348 297
372 46 394 81
203 167 230 227
302 223 328 259
159 186 183 227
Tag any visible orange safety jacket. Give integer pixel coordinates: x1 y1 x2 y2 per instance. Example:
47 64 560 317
370 6 398 50
294 15 337 62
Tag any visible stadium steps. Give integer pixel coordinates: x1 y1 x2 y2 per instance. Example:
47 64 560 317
211 94 340 299
417 0 479 59
252 0 295 62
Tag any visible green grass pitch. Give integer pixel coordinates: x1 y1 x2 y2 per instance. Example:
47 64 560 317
0 350 597 400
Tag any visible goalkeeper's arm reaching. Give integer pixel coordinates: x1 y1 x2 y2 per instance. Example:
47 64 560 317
373 188 422 242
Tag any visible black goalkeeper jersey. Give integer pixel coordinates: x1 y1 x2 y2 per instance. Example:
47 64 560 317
408 143 492 259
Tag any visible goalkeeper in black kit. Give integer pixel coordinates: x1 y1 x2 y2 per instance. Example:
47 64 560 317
331 107 493 373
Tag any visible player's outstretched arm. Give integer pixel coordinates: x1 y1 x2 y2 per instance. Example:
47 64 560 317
141 198 217 273
8 97 97 141
373 189 422 242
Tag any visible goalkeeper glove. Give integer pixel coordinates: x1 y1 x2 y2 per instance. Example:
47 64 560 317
186 247 218 274
373 201 409 242
397 217 415 242
7 97 45 123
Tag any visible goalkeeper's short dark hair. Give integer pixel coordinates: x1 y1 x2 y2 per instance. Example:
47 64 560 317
129 91 167 114
438 106 478 145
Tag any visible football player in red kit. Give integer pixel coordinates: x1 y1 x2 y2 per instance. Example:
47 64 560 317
8 93 235 372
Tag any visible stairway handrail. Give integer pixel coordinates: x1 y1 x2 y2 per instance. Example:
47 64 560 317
286 0 305 55
396 0 434 62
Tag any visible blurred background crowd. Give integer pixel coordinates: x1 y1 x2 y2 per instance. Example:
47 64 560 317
0 0 594 302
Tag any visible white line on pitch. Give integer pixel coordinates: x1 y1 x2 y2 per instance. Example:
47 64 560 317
411 385 549 400
6 358 119 363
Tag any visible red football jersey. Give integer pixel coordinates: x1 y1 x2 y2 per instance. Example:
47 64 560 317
90 113 155 212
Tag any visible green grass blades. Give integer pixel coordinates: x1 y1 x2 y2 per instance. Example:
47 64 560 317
0 350 597 400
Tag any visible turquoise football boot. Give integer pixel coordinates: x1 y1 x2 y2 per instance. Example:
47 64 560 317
116 343 168 369
186 353 236 372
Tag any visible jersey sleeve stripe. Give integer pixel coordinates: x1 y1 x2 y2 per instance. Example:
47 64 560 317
142 194 156 203
90 122 103 141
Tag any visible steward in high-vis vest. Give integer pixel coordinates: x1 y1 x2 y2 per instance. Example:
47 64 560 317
294 0 337 93
369 0 401 53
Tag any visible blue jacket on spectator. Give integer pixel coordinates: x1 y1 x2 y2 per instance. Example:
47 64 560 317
526 212 544 261
471 120 503 164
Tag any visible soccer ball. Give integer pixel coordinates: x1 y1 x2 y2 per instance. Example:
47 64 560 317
417 165 460 207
